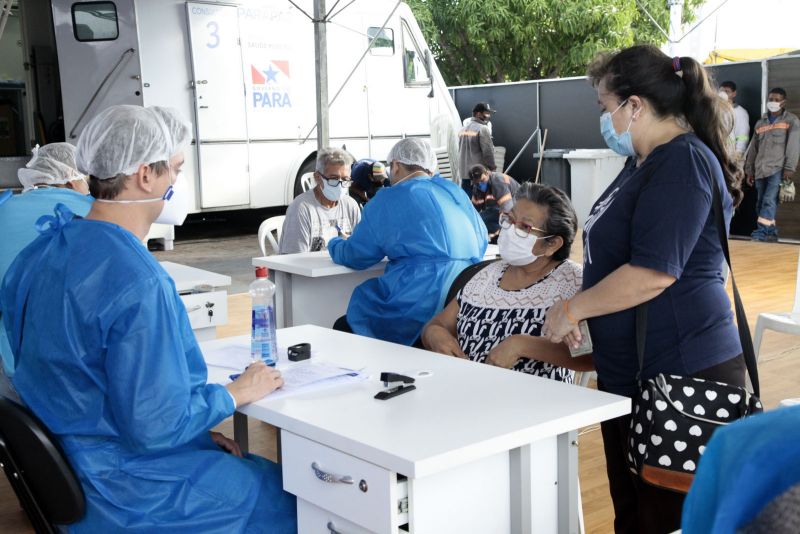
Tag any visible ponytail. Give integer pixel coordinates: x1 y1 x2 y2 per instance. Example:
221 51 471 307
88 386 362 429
678 56 743 206
588 46 743 206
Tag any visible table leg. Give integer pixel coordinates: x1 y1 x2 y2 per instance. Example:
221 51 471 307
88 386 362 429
273 271 292 328
557 431 580 534
234 412 250 455
511 437 555 533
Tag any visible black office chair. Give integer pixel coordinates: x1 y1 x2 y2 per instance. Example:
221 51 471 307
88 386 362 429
0 397 85 534
444 258 499 307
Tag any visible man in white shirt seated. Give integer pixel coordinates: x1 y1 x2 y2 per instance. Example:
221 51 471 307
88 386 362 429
279 147 362 253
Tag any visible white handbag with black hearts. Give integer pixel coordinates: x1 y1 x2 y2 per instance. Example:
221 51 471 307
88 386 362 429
626 178 763 494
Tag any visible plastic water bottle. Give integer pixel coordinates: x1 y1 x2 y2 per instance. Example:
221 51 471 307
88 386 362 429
250 266 278 366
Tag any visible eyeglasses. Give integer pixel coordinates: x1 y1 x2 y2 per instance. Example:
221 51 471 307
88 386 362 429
318 173 352 188
499 213 551 239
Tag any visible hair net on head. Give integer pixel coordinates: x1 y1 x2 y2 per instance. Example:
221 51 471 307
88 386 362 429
76 105 192 179
18 143 83 191
387 138 437 173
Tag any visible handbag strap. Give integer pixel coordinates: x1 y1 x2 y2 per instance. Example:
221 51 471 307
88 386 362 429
636 170 760 397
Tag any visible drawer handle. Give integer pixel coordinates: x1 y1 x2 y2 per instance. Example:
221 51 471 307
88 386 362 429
327 521 342 534
311 462 354 485
186 305 202 313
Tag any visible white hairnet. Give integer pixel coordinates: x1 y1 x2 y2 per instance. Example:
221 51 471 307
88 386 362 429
17 143 83 191
387 138 437 173
76 105 192 179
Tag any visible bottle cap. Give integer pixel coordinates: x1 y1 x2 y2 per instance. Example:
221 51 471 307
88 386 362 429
255 266 269 278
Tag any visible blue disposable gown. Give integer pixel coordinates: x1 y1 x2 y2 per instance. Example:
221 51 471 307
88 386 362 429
682 405 800 533
0 188 92 376
0 205 296 533
328 175 488 345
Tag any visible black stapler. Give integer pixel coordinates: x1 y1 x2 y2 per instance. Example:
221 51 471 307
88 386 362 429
374 372 416 400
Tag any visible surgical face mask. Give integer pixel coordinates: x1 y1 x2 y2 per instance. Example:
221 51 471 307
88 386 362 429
718 90 730 101
95 169 190 226
498 227 541 266
600 100 636 157
477 181 489 192
767 101 783 113
154 171 189 225
321 179 346 202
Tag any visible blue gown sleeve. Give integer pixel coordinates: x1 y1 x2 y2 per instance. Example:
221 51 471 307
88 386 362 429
328 204 386 270
104 278 234 453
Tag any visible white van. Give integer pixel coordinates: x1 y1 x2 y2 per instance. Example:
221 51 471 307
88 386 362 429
44 0 459 212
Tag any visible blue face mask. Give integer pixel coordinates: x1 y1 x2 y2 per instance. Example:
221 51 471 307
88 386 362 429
600 100 636 157
477 181 489 192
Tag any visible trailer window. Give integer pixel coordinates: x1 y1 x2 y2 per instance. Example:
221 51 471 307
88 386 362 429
401 21 429 86
367 27 394 56
72 2 119 42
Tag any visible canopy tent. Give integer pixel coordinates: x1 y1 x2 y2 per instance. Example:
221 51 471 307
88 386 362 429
704 48 800 65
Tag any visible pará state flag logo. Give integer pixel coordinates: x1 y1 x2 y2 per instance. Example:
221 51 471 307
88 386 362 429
251 60 292 108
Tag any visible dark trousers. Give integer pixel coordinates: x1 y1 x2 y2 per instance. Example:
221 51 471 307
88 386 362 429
600 354 746 533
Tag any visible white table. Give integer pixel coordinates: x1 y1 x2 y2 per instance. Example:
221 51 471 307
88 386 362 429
203 325 629 533
253 245 499 329
161 261 231 341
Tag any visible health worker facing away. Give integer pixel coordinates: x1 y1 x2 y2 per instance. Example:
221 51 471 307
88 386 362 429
328 138 488 346
0 105 297 533
279 147 361 254
0 143 93 387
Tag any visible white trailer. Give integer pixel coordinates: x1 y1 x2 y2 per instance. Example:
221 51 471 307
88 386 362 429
47 0 460 218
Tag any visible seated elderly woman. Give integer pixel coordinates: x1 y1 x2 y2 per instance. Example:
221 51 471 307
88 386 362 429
422 183 592 380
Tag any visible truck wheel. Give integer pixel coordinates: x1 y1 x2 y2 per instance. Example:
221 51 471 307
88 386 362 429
293 158 316 197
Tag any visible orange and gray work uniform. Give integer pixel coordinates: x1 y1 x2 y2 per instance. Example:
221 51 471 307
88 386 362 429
459 118 496 180
472 172 520 213
744 109 800 180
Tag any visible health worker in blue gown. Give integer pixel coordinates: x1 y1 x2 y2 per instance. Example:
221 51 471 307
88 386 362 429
328 138 488 345
0 143 93 386
0 105 297 533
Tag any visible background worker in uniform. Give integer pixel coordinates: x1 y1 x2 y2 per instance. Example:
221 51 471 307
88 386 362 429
468 163 520 241
459 102 497 194
349 158 389 206
744 87 800 242
719 81 751 161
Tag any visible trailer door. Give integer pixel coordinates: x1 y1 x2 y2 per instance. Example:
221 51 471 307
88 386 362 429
52 0 144 141
186 2 250 208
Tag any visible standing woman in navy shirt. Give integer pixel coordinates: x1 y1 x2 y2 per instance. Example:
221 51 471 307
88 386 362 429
543 45 745 533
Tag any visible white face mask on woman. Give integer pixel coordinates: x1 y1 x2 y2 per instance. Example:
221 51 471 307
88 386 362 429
498 227 548 266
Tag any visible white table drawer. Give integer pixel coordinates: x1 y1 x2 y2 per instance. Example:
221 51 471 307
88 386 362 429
282 431 406 533
297 499 373 534
180 290 228 330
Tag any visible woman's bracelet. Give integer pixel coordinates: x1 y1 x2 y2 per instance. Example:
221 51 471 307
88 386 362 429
564 299 579 325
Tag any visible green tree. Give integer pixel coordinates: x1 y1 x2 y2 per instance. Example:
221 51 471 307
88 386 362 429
406 0 702 86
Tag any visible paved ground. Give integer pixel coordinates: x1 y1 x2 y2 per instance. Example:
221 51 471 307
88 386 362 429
151 207 284 293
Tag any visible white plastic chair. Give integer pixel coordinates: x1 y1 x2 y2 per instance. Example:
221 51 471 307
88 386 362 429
433 146 453 180
257 215 285 256
753 251 800 360
300 172 315 192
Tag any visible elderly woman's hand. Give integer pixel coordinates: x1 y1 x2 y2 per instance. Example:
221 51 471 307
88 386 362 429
542 299 582 346
423 326 467 358
486 336 522 369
